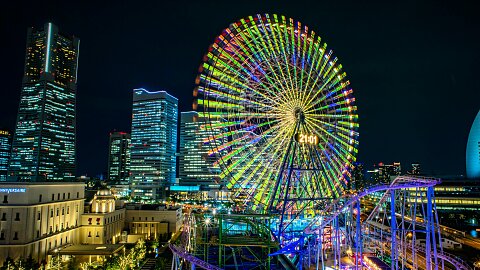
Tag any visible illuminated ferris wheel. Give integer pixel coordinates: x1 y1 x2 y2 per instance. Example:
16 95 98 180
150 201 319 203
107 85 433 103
195 14 359 215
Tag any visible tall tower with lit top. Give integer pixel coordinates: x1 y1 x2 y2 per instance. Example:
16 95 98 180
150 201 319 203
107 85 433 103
8 23 79 182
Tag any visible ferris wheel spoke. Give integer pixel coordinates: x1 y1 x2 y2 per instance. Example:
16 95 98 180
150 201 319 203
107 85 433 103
306 115 358 139
205 119 280 150
302 41 326 96
241 132 291 203
304 119 355 154
231 20 290 96
256 16 304 104
217 122 286 176
203 57 279 105
306 125 348 196
199 79 275 111
204 111 280 119
304 122 357 169
212 42 283 102
265 16 299 105
268 16 298 102
304 66 347 109
300 49 338 107
297 27 311 107
227 137 284 188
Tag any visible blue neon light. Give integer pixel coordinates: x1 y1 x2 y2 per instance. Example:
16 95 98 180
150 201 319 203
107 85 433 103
134 88 179 100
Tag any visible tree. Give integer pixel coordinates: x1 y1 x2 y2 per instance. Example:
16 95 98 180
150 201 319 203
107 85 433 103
0 257 15 270
155 258 167 270
46 255 62 270
78 262 92 270
24 256 38 270
132 239 146 263
117 253 133 270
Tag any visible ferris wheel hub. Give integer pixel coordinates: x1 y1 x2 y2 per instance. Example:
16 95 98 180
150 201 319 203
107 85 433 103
294 107 305 123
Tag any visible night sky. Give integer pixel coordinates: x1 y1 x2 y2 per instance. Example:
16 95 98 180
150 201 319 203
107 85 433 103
1 0 479 177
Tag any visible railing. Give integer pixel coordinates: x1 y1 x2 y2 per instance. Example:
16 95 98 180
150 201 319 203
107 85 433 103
414 245 473 270
169 243 223 270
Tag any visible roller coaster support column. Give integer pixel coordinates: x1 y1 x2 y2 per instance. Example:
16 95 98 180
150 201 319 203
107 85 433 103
218 216 222 268
391 190 397 270
316 233 325 270
426 186 431 270
355 199 362 270
426 186 438 270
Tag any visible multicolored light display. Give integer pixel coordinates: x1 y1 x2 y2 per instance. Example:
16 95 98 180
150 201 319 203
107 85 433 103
196 14 359 212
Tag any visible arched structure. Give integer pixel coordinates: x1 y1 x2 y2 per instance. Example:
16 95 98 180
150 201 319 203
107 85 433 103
467 110 480 179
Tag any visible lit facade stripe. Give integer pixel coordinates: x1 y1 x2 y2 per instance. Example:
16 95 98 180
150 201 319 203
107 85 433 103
45 23 52 73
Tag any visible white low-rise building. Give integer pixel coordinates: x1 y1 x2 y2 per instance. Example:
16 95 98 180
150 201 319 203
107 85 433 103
125 203 182 240
0 182 84 263
0 183 184 266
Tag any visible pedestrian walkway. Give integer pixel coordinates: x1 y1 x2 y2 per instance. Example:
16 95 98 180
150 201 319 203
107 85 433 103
140 258 156 270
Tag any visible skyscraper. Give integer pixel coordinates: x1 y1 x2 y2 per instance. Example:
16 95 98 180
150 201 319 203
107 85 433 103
410 162 421 175
0 130 12 181
467 110 480 179
130 89 178 200
107 132 131 184
178 111 222 188
8 23 79 182
351 162 365 189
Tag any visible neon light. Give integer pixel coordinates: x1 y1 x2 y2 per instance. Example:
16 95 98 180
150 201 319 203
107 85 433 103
133 88 178 100
45 23 52 73
0 188 26 193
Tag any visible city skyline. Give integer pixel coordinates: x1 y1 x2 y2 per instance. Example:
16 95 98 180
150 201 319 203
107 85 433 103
1 0 479 177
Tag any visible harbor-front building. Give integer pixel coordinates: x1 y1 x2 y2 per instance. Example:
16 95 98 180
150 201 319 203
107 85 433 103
0 182 84 263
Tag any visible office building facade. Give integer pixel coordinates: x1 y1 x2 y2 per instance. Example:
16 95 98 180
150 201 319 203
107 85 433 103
0 130 12 181
130 89 178 200
8 23 79 182
107 132 131 184
178 111 222 188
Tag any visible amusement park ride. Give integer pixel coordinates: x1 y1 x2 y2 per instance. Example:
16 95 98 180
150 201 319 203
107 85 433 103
170 14 473 270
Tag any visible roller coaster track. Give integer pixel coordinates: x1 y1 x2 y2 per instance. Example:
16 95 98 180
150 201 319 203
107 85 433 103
171 176 472 270
170 243 223 270
366 229 473 270
304 176 440 234
413 245 473 270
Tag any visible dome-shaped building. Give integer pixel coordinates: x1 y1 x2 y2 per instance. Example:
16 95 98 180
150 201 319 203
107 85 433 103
467 110 480 179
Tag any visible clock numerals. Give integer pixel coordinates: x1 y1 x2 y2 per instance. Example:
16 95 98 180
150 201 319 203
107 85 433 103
294 133 319 145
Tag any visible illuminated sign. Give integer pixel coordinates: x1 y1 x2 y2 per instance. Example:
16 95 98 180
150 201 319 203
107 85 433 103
0 130 9 136
0 188 26 193
294 133 319 145
170 186 200 192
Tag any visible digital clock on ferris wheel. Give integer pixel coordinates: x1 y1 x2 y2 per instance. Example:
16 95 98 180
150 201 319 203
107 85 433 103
294 133 319 145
